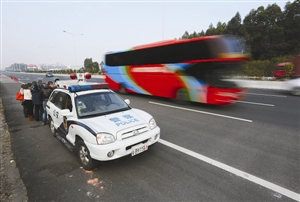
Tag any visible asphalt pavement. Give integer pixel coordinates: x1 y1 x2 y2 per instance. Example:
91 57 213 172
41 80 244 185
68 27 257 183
0 72 299 201
0 75 28 202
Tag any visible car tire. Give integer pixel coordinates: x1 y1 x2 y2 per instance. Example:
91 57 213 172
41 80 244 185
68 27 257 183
49 117 56 136
77 140 97 170
291 87 300 96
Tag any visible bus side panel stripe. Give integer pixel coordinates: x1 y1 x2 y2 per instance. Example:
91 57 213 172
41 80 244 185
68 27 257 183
106 65 151 94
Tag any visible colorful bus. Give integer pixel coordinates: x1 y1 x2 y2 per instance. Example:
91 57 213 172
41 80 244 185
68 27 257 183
104 35 250 105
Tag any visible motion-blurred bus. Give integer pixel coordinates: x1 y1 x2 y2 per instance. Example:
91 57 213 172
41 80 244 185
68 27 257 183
104 35 250 105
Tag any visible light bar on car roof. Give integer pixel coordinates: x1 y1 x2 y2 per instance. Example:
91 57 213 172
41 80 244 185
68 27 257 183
68 83 109 92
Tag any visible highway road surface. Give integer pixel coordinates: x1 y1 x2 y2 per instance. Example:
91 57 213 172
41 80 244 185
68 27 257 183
1 72 299 201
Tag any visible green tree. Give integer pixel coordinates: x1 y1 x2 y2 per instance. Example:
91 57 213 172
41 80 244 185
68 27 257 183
205 23 217 36
78 67 84 73
226 12 244 37
178 0 297 63
215 21 227 34
84 58 93 72
243 60 268 77
190 31 198 39
199 30 205 37
182 31 190 39
282 0 300 55
83 58 100 73
243 6 269 60
91 62 100 73
264 4 285 59
284 64 294 78
243 3 289 60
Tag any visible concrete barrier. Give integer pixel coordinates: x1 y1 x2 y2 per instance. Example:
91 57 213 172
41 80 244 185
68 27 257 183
231 79 285 90
6 72 288 90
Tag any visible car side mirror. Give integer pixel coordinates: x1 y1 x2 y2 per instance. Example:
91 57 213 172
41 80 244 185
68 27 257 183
124 99 130 105
61 109 72 116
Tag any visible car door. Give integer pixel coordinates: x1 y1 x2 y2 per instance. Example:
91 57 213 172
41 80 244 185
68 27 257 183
51 92 68 133
61 94 73 138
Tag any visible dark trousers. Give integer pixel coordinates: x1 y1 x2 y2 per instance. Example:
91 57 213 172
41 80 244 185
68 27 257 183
22 101 27 117
42 100 48 123
34 104 43 121
24 100 33 117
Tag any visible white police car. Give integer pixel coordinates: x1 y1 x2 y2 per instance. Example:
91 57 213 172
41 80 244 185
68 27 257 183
46 73 160 170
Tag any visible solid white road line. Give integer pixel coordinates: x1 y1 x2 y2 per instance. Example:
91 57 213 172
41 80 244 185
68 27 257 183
236 101 275 107
159 139 300 201
245 92 287 98
149 101 253 122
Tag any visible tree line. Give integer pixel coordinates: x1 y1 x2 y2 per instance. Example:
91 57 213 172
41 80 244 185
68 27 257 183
79 1 299 77
181 0 299 77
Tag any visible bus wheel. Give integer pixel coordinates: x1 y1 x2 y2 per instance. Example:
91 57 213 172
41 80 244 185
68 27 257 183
176 89 189 104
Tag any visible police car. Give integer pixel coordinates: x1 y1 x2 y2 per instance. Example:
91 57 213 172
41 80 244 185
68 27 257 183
46 73 160 170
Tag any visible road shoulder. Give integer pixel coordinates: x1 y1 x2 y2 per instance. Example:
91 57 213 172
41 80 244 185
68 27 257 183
0 97 28 202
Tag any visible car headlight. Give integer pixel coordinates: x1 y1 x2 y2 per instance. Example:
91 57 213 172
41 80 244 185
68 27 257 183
96 133 115 145
149 118 157 130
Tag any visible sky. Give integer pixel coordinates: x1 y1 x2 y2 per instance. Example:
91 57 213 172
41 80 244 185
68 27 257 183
1 0 290 69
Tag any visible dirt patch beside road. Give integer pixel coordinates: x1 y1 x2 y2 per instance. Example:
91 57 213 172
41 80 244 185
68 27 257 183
0 97 28 202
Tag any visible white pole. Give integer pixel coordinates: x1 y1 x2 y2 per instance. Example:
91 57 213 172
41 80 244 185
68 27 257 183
63 30 83 70
162 3 164 40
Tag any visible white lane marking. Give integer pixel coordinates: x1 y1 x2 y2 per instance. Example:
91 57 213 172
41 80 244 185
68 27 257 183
159 139 300 201
245 93 287 98
236 101 275 107
149 101 252 123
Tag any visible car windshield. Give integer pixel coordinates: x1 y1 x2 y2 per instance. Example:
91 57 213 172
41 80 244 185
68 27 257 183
75 91 130 118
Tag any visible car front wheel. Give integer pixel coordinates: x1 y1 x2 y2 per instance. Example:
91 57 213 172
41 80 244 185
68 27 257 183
77 140 97 170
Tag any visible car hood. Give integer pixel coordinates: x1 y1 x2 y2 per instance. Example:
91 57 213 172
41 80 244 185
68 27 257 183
79 109 151 136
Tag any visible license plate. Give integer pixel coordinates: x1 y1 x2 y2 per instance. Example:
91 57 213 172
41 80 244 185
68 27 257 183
131 144 148 156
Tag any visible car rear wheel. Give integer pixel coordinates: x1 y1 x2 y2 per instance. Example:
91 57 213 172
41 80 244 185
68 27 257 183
77 140 97 170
